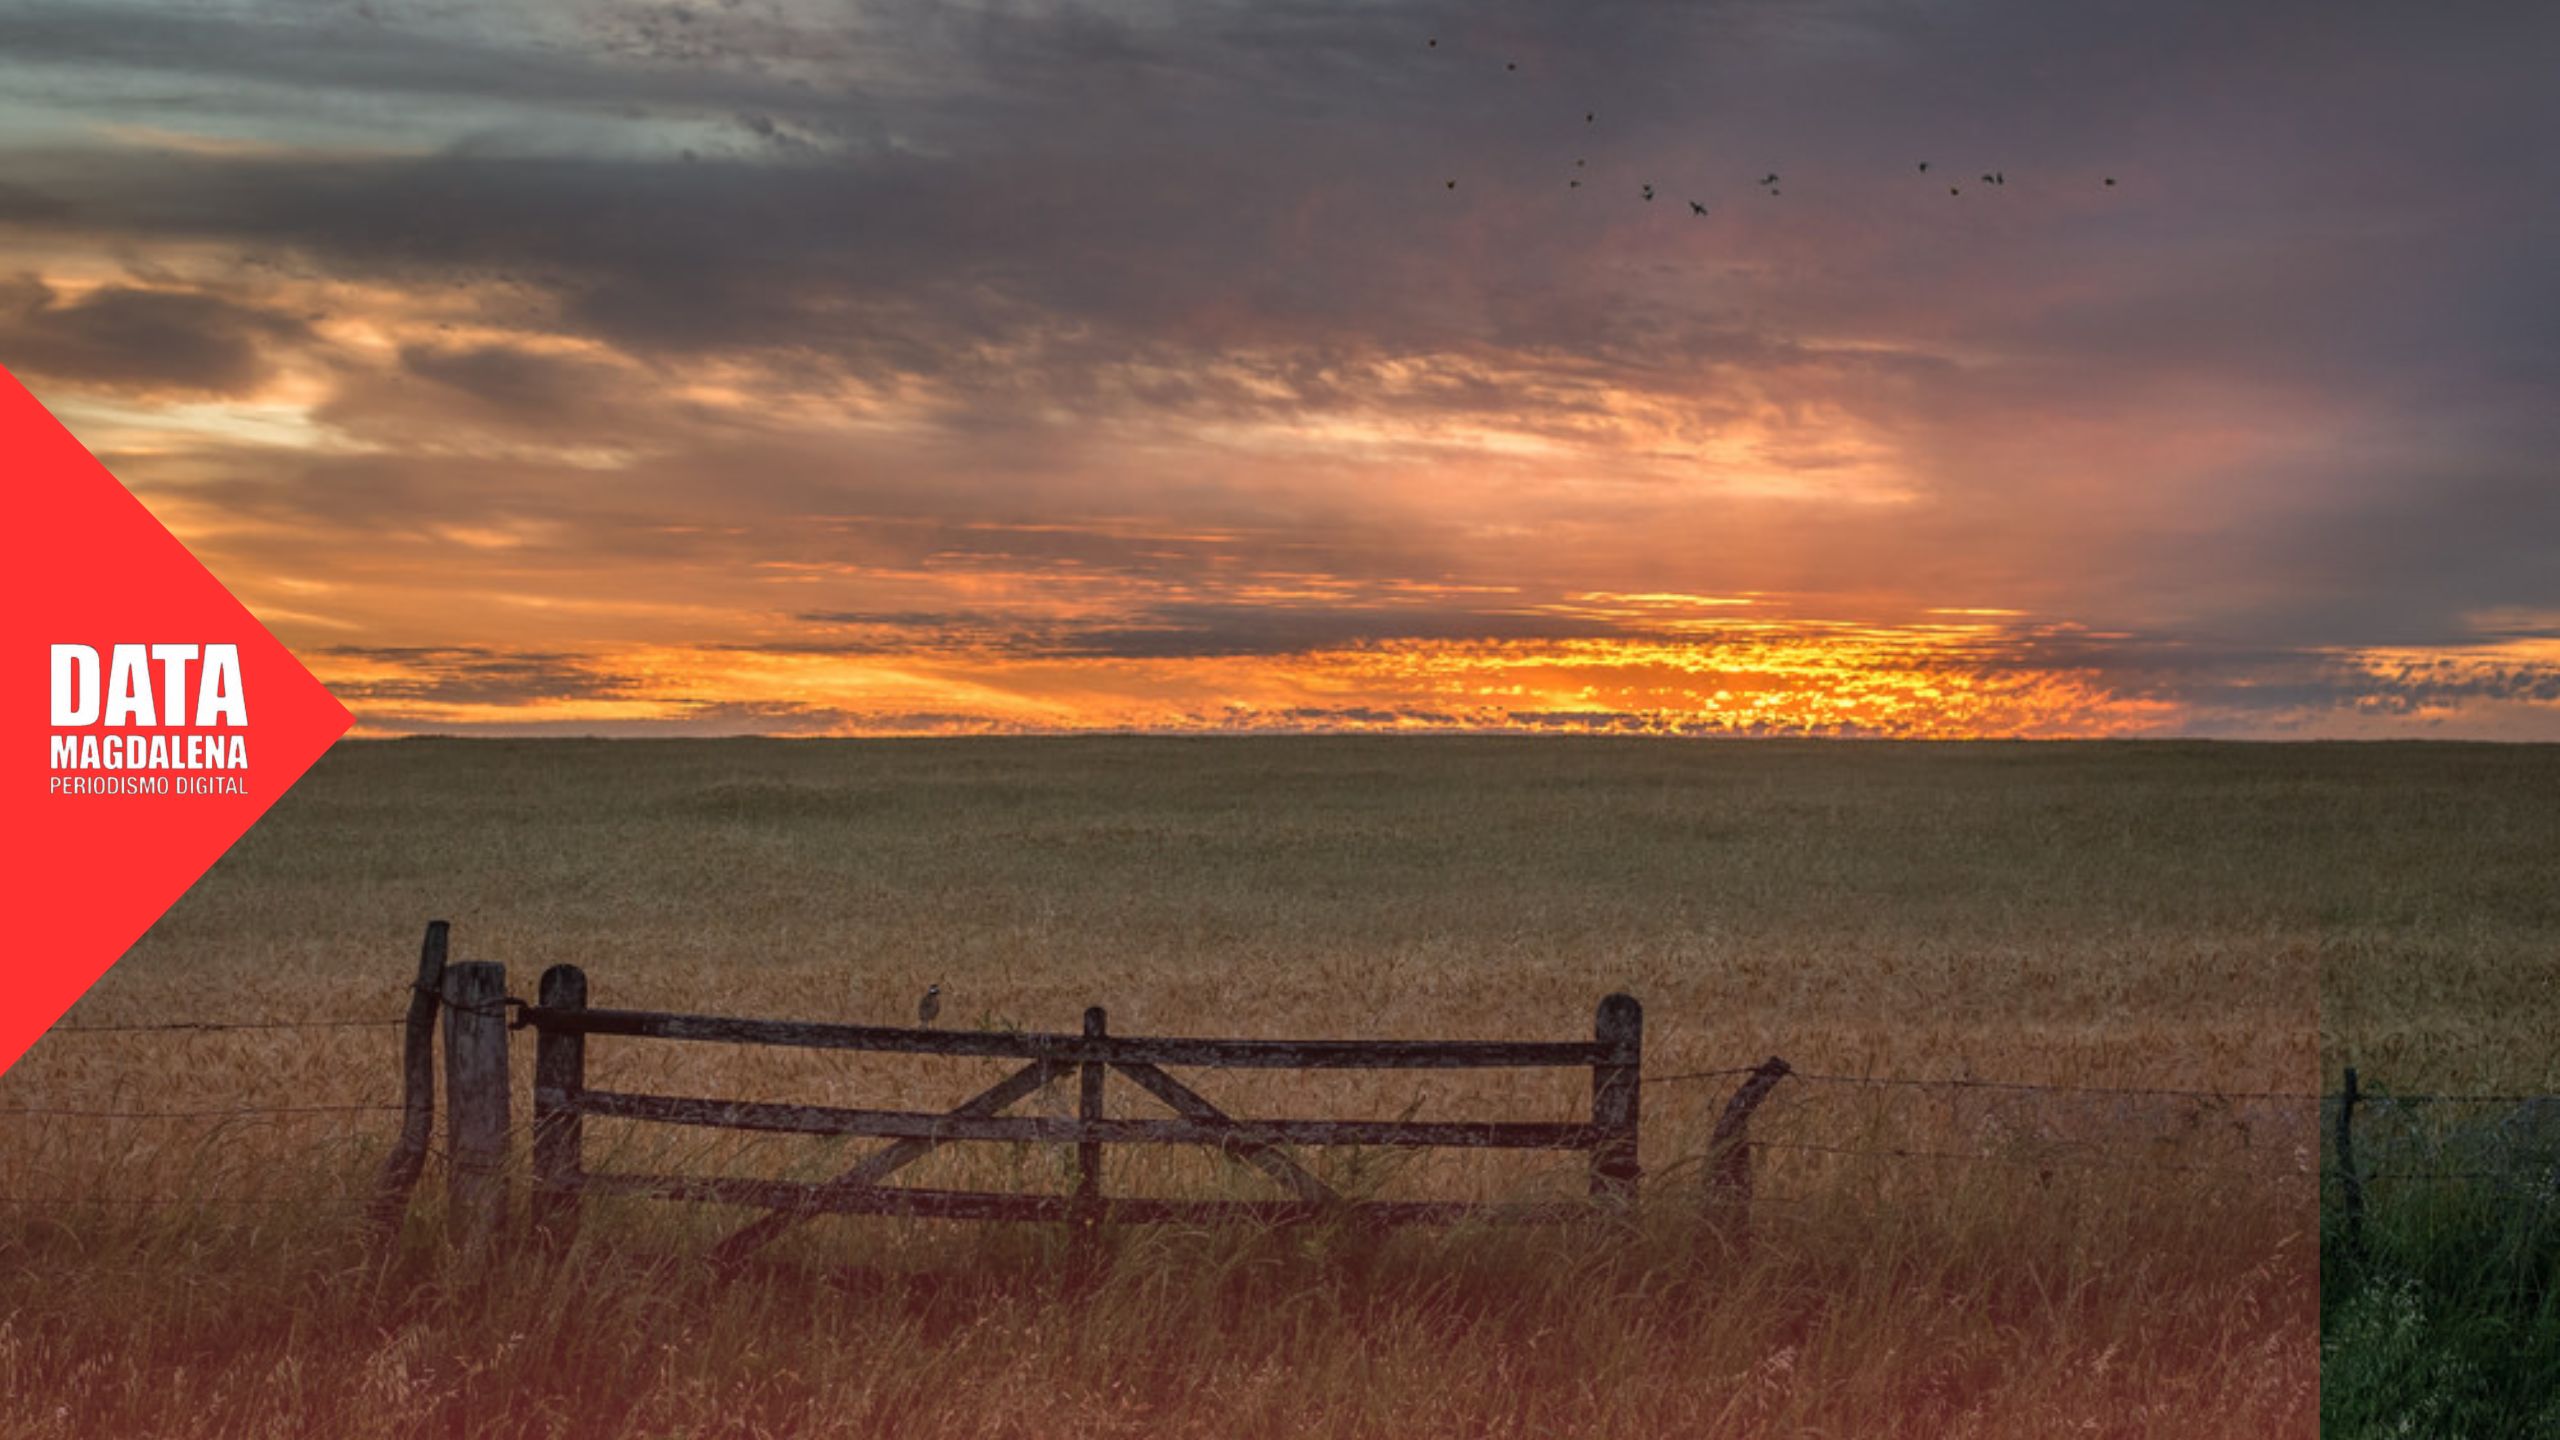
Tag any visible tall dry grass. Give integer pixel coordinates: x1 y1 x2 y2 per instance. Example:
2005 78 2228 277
0 736 2382 1436
2310 742 2560 1435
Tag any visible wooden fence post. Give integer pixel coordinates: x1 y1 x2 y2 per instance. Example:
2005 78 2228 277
1591 993 1643 1206
1077 1007 1107 1222
369 920 449 1240
532 964 587 1245
2336 1066 2364 1260
443 960 512 1247
1705 1056 1792 1250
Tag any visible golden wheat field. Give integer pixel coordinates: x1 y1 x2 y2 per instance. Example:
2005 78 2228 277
15 735 2526 1438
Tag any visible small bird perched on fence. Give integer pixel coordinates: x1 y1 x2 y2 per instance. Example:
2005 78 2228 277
917 984 941 1027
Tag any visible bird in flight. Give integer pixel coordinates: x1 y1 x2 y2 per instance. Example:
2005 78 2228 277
1407 35 2118 221
917 983 942 1027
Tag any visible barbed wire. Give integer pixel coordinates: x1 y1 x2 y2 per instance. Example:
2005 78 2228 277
0 1193 371 1208
2325 1166 2560 1186
1645 1066 2332 1102
1643 1066 1760 1086
33 1014 2538 1110
414 982 523 1024
24 1010 2560 1205
44 987 521 1035
2343 1092 2560 1107
1782 1071 2327 1103
0 1103 399 1120
1754 1138 2309 1180
44 1018 400 1034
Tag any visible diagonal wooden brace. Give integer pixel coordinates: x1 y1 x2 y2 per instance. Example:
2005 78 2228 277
1114 1061 1343 1207
712 1058 1057 1264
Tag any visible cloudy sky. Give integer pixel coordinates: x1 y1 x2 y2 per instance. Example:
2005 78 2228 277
4 0 2555 737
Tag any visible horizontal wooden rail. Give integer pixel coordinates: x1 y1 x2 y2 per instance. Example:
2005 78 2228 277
563 1087 1602 1150
465 962 1647 1256
573 1172 1586 1228
525 1006 1602 1070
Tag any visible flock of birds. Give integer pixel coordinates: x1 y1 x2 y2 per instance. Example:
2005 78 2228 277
1428 38 2120 214
865 53 2124 1044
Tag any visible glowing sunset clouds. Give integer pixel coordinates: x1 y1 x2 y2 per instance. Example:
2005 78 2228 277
1 0 2554 738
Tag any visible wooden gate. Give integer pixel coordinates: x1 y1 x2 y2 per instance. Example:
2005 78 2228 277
465 964 1640 1261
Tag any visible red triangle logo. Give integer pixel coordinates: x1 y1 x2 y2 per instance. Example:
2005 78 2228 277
2 365 353 1075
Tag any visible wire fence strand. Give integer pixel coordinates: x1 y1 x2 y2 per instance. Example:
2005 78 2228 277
0 1104 399 1120
44 1018 400 1035
0 1193 372 1208
1783 1071 2327 1103
14 1011 2523 1207
1755 1138 2311 1180
1642 1066 1760 1086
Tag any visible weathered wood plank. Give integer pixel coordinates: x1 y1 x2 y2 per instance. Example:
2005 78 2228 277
1704 1055 1791 1248
530 964 587 1244
1114 1062 1342 1206
368 920 447 1240
1589 993 1642 1204
493 986 1652 1243
565 1087 1601 1150
442 960 511 1245
709 1059 1056 1265
1077 1007 1106 1214
584 1172 1582 1228
524 1006 1598 1070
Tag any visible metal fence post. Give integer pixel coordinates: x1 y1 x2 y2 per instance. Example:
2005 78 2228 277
2336 1065 2364 1260
443 960 511 1247
532 964 587 1245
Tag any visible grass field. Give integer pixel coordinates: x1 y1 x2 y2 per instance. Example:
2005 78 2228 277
2313 745 2560 1436
9 735 2514 1437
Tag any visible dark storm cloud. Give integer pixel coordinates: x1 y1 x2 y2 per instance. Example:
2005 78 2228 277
0 2 852 122
8 0 2542 426
326 340 661 438
1033 603 1622 659
322 645 645 706
396 344 607 414
0 274 308 393
789 600 1625 659
1 0 2553 734
365 699 869 737
5 0 2550 374
2329 658 2560 712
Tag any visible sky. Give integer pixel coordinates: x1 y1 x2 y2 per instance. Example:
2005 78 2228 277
3 0 2555 738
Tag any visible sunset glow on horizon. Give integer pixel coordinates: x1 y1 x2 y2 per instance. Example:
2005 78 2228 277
6 0 2555 739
